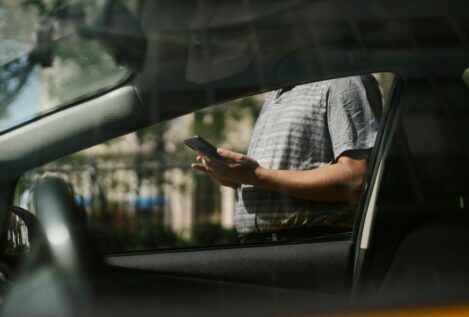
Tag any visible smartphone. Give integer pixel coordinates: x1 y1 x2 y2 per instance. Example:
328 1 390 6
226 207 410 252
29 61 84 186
184 135 225 161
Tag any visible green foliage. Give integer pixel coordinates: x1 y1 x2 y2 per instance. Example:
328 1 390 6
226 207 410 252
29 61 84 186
93 213 187 252
14 94 263 253
193 108 226 145
190 222 238 246
193 172 220 218
49 152 88 166
94 218 239 252
23 0 52 16
48 34 127 103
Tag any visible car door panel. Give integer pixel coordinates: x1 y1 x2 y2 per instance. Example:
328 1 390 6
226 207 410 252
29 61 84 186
107 239 353 296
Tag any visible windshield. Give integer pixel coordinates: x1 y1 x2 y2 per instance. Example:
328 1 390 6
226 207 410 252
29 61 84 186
0 0 141 133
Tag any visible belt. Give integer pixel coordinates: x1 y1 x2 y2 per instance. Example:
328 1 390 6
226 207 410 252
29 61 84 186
239 226 351 243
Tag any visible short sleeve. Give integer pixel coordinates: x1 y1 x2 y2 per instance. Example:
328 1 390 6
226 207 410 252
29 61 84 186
327 76 381 161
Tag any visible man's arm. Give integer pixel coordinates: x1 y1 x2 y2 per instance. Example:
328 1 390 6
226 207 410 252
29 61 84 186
192 148 370 203
254 150 369 203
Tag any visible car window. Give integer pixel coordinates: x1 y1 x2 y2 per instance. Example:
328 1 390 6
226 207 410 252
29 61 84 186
0 0 141 133
12 73 394 253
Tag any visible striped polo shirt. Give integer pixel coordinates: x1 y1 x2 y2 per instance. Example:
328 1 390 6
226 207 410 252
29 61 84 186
235 75 381 235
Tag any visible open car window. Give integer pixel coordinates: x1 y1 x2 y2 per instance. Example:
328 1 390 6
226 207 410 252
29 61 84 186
12 73 394 253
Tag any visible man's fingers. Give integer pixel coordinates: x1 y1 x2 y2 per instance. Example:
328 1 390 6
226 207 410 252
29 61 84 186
200 157 213 171
198 153 211 163
194 156 213 172
217 148 245 162
218 148 258 168
227 162 242 169
192 163 208 172
195 163 238 185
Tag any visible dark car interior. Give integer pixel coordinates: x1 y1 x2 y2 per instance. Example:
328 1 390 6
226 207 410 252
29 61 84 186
357 77 469 301
0 0 468 316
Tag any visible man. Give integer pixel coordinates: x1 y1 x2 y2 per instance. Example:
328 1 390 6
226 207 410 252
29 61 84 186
192 75 382 237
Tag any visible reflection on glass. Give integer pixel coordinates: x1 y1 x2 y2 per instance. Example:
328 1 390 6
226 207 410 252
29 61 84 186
0 1 132 133
15 74 394 253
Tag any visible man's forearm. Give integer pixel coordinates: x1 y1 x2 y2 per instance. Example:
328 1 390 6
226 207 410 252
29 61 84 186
253 158 367 203
196 148 369 203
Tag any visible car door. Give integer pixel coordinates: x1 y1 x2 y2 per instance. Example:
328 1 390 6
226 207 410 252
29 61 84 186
0 0 468 316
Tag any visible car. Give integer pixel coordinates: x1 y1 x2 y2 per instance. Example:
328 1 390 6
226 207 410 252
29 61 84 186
0 0 468 316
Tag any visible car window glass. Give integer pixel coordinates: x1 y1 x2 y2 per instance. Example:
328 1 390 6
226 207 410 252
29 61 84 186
0 0 141 133
13 73 394 253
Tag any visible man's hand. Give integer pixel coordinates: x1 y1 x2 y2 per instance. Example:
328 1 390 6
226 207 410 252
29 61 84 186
192 147 369 203
191 148 263 189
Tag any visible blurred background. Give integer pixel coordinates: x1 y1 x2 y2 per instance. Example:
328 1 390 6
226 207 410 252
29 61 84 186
12 73 392 253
